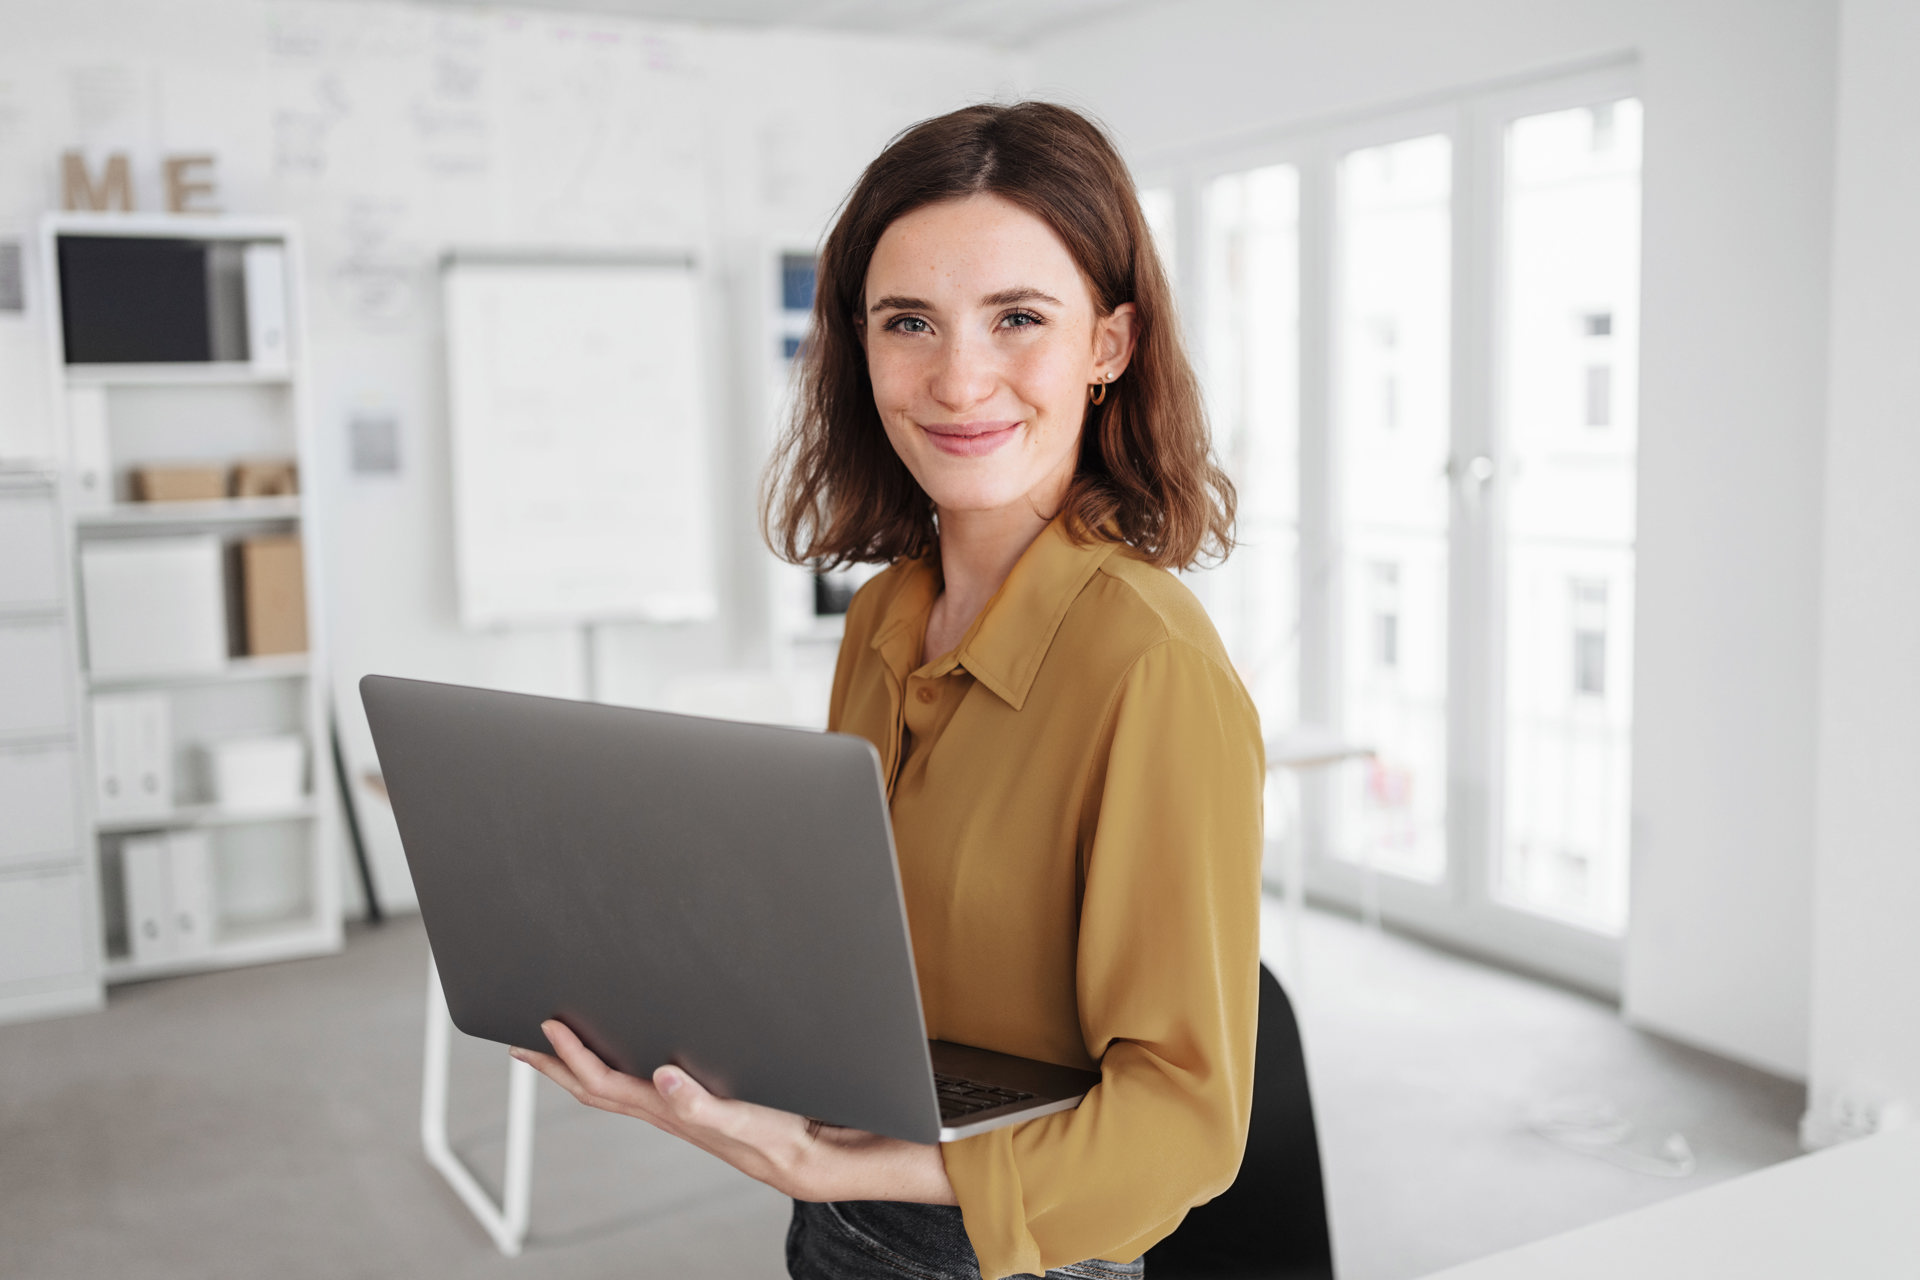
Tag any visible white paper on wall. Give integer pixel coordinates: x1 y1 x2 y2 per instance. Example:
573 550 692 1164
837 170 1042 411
443 256 716 628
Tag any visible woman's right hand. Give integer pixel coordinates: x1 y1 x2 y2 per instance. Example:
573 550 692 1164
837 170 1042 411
512 1019 957 1206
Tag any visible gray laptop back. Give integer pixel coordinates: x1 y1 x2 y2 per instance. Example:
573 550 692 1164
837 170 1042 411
360 674 944 1143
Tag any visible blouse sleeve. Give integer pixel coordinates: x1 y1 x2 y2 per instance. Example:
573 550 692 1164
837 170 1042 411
939 639 1267 1279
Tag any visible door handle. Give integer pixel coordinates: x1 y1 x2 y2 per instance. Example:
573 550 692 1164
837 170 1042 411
1447 454 1496 512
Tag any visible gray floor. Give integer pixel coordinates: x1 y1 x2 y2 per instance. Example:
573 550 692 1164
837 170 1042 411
1267 901 1805 1278
0 904 1805 1280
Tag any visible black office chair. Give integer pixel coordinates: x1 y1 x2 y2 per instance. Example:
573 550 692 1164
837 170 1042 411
1146 963 1335 1279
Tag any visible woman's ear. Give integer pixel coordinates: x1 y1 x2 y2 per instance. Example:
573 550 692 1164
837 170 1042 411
1094 302 1139 381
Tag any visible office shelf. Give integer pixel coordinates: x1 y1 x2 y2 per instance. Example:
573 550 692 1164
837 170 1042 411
0 728 75 750
103 915 334 985
87 653 311 692
40 211 342 1002
75 496 302 528
64 363 292 388
95 798 318 835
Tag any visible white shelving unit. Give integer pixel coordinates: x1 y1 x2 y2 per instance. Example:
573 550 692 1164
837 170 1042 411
39 212 342 990
0 468 104 1025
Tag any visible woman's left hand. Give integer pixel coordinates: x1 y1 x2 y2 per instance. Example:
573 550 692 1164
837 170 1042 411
510 1020 957 1205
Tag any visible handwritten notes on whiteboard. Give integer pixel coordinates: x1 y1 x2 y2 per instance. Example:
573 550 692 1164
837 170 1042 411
442 256 715 628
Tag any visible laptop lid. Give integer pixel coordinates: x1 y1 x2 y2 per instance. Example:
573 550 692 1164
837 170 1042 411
360 674 947 1143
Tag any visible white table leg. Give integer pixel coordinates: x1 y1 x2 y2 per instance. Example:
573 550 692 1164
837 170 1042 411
422 956 538 1257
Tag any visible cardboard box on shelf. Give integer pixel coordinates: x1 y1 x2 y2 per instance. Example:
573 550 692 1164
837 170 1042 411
133 465 228 503
239 534 307 656
232 460 298 498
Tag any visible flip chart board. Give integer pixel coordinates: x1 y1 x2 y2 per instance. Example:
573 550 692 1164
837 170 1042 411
442 254 715 628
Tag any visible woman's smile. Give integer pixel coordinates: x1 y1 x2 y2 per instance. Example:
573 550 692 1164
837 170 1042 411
920 420 1022 457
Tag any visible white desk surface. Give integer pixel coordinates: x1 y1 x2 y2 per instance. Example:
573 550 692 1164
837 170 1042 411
1421 1124 1920 1279
1266 725 1374 770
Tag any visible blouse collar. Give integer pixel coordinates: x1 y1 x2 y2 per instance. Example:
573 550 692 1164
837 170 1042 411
868 515 1122 712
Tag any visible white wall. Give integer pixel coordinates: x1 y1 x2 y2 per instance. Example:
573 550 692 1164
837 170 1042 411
1807 0 1920 1127
1030 0 1838 1077
0 0 1012 913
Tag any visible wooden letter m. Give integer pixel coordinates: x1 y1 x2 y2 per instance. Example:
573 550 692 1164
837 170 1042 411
62 151 133 212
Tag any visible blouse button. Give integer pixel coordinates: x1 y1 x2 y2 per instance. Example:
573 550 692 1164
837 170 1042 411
915 685 937 704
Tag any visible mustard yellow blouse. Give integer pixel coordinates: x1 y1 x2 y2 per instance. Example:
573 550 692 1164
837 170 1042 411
828 515 1266 1280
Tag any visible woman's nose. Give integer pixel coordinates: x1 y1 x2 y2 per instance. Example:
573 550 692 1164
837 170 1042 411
928 334 996 411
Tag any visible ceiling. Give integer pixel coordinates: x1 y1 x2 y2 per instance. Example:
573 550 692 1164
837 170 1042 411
392 0 1157 47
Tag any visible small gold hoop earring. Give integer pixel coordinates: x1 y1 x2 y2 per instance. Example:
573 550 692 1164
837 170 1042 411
1089 377 1108 406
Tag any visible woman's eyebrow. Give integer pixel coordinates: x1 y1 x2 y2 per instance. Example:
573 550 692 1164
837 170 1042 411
868 287 1064 314
981 287 1063 308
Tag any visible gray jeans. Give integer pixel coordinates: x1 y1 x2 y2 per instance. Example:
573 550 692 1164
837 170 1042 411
786 1199 1145 1280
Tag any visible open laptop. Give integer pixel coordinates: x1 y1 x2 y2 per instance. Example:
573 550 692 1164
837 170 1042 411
360 674 1099 1144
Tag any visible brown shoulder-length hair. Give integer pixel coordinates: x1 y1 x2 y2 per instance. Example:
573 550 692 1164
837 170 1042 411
761 100 1234 572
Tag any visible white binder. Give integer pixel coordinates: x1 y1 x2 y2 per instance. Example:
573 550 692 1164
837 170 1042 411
65 385 112 512
165 831 214 958
122 834 174 963
243 244 290 374
91 694 172 820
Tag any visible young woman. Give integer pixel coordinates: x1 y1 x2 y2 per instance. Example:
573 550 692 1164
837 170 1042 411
512 102 1265 1280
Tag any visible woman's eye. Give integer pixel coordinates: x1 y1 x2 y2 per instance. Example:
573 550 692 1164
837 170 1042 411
1000 310 1043 329
886 316 931 334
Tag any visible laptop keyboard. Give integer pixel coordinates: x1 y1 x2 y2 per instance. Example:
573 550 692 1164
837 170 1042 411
934 1072 1036 1121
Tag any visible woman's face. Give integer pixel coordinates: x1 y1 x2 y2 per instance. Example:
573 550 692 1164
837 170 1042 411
862 193 1136 522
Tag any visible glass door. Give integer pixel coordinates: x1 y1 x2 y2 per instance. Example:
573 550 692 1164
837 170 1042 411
1330 132 1454 886
1491 97 1643 935
1200 163 1302 734
1187 67 1644 993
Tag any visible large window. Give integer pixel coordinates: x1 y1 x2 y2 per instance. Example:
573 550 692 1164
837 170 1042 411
1333 134 1452 884
1199 165 1300 732
1177 66 1643 992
